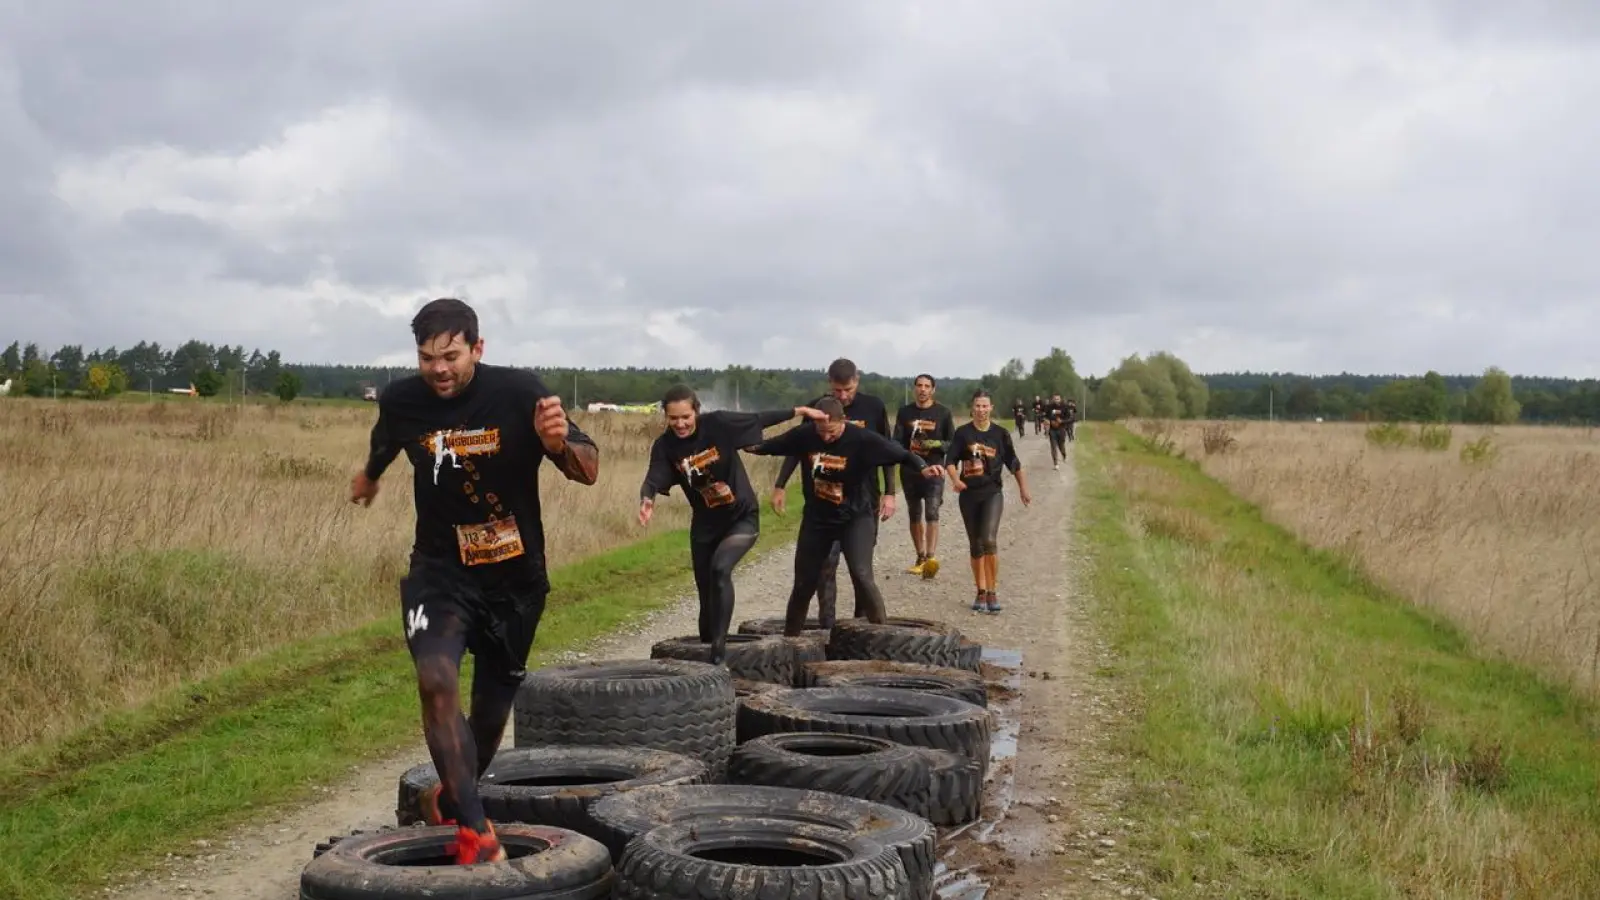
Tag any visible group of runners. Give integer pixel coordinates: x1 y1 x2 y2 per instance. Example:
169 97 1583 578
348 298 1073 866
1011 393 1078 469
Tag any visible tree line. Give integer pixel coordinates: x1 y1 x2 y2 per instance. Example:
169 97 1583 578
2 337 1594 425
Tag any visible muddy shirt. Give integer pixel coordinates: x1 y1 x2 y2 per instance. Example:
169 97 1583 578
773 391 895 497
750 422 925 527
946 421 1021 498
363 363 596 591
641 409 794 537
1045 402 1069 430
893 401 956 476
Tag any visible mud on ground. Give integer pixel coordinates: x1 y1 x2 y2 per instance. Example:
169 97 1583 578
105 429 1146 900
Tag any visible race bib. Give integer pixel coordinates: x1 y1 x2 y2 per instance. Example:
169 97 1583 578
814 480 844 505
699 481 736 508
456 515 527 566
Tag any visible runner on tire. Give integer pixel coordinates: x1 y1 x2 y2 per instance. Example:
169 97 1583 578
946 389 1031 614
746 396 944 636
638 386 827 664
893 373 954 578
769 358 895 628
1044 392 1070 469
350 298 601 865
1011 398 1027 436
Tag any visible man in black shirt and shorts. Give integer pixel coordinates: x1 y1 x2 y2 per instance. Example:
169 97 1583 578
350 298 600 865
893 373 954 579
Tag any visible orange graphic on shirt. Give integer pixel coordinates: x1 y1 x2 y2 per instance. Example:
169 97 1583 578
907 419 937 454
960 442 996 479
808 452 849 505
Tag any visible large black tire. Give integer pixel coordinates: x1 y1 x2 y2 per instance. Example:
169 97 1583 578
727 733 928 812
733 678 782 699
799 660 987 707
587 784 936 900
395 746 708 837
514 659 736 779
613 817 913 900
917 748 984 827
649 634 796 687
825 618 966 668
954 637 983 672
737 616 828 637
737 686 991 776
299 823 614 900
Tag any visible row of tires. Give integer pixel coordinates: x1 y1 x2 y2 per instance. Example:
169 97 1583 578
300 616 994 900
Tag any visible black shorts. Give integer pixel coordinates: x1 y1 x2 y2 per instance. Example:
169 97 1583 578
399 554 548 687
899 466 946 523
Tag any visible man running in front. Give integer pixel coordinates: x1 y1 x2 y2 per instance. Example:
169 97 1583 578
1045 392 1070 469
893 373 954 578
350 298 600 865
770 358 895 628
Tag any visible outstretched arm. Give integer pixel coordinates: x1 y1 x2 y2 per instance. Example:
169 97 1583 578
745 422 812 458
537 396 599 485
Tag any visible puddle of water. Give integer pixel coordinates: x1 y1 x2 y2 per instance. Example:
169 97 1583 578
932 646 1024 900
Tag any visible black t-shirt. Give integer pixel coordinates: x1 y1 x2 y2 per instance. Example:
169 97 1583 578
750 422 923 526
893 401 956 473
1011 400 1026 419
641 409 794 537
774 391 895 497
1045 402 1069 430
1032 400 1045 419
946 421 1022 497
362 363 597 591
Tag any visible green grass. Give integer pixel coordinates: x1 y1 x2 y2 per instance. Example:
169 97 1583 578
1075 423 1600 898
0 483 803 900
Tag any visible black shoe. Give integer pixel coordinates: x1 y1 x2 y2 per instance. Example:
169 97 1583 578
984 591 1003 613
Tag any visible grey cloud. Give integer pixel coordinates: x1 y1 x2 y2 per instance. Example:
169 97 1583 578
6 1 1600 378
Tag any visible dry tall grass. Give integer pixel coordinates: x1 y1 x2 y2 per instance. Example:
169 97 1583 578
1154 418 1600 697
0 397 796 751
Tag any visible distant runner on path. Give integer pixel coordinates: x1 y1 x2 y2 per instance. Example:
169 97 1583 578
638 386 826 663
350 298 600 865
745 396 944 636
946 389 1031 614
1045 392 1070 469
893 374 954 579
1011 398 1028 436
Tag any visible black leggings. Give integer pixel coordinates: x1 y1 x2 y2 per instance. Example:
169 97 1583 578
784 514 886 634
959 489 1004 558
1049 426 1068 464
690 517 760 663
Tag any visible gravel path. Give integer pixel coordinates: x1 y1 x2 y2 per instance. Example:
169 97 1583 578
107 427 1139 900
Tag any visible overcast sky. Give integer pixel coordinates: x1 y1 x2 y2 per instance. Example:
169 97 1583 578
2 2 1597 380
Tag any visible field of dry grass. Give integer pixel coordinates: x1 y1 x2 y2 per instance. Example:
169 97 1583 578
0 397 798 751
1146 417 1600 698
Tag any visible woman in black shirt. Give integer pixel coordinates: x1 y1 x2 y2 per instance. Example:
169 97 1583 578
638 385 825 663
946 389 1032 614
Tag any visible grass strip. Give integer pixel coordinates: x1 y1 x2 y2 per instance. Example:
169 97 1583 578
0 484 802 900
1076 423 1600 899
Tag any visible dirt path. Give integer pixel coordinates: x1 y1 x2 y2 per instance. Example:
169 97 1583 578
107 427 1138 900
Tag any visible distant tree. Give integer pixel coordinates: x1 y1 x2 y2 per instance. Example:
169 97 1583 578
193 369 224 397
1 341 19 374
1285 381 1322 418
274 371 302 403
1464 366 1521 425
83 362 129 399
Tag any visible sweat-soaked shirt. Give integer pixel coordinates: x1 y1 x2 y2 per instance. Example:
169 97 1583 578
640 408 796 539
748 422 930 528
362 363 597 592
773 391 895 498
893 401 956 477
946 421 1022 499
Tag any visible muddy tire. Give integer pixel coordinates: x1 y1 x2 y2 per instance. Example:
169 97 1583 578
513 659 736 779
733 678 782 699
954 637 983 672
613 816 912 899
588 784 936 900
917 748 984 826
299 823 613 899
737 616 828 637
312 826 407 859
825 618 966 668
737 686 991 775
785 634 828 682
799 660 987 707
727 733 928 811
396 746 708 837
650 634 797 687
